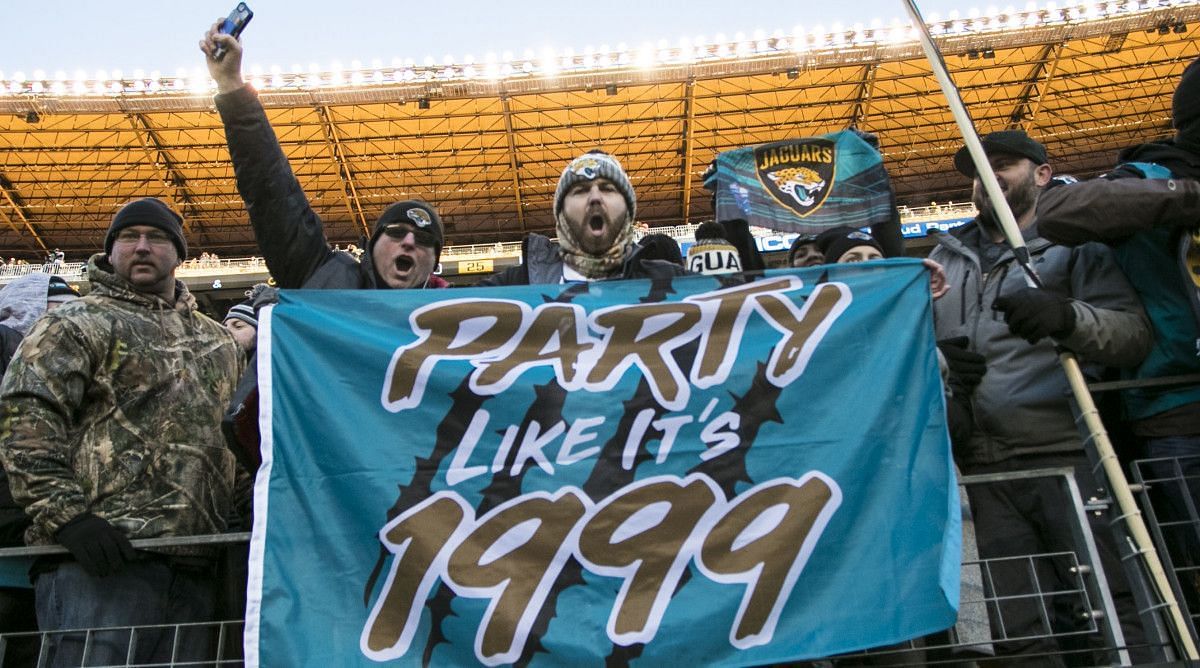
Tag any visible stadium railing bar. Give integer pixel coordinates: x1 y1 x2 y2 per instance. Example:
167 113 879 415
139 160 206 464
0 466 1191 666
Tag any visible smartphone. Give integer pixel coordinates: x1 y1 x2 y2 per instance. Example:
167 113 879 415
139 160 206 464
213 2 253 61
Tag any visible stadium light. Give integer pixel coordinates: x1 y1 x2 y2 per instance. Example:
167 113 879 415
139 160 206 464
6 0 1198 96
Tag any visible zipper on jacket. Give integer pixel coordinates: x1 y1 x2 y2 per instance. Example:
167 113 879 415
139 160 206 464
991 263 1011 323
960 268 970 327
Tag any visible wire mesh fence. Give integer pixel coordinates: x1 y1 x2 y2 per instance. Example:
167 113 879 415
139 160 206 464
1131 453 1200 642
0 465 1194 666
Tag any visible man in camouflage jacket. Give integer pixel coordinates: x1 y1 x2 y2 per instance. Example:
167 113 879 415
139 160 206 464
0 198 244 666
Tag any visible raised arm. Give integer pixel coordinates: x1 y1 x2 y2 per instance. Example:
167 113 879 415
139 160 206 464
1037 176 1200 246
201 22 336 288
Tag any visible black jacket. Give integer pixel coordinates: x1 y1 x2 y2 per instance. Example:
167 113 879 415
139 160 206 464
216 85 387 290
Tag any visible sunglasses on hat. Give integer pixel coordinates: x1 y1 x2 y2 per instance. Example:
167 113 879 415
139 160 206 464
381 223 438 248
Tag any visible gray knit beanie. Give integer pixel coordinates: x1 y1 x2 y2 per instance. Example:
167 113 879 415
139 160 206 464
553 151 637 222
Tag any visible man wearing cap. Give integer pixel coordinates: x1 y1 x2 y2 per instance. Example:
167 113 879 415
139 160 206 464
929 130 1151 660
201 27 449 292
483 150 688 285
1037 58 1200 604
0 197 244 665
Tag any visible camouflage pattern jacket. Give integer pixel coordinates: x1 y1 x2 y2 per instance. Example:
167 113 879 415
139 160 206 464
0 254 244 557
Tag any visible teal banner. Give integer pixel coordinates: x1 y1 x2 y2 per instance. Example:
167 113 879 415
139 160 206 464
247 261 959 666
705 131 895 234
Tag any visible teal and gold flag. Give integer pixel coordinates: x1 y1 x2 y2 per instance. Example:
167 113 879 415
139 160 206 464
247 262 958 666
705 131 896 234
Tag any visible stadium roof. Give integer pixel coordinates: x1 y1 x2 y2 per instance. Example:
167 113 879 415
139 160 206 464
1 1 1197 258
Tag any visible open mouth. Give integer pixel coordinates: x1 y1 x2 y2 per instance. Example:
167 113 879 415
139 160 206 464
394 256 414 272
587 214 605 232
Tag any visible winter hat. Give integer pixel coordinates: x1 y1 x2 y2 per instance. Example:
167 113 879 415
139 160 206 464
105 198 187 259
370 200 444 259
46 276 80 304
787 233 820 265
953 130 1048 177
817 226 884 264
686 222 742 275
553 151 637 222
224 300 257 328
637 233 684 266
1173 57 1200 132
554 151 638 278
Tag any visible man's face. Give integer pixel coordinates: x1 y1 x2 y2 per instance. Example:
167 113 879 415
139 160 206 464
835 245 884 264
561 178 629 255
108 225 180 298
790 243 824 268
224 318 256 352
971 154 1051 230
371 223 438 289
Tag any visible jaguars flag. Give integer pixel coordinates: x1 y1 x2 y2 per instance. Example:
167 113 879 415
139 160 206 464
246 261 960 666
705 131 896 234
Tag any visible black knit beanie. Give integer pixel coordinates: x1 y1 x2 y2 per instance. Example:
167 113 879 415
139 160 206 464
1173 57 1200 133
787 233 819 265
817 226 884 264
105 198 187 259
369 200 444 261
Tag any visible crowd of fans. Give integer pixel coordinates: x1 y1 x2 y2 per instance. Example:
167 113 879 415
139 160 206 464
0 23 1191 667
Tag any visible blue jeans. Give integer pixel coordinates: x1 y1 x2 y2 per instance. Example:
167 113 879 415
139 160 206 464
35 559 216 667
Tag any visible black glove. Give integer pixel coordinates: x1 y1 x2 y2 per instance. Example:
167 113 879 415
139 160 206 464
993 287 1077 344
945 392 974 460
937 336 987 396
55 513 136 577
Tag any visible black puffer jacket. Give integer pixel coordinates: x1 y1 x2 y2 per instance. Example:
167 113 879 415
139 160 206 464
215 85 450 291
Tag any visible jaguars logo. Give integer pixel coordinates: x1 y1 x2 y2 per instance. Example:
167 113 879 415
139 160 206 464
754 138 836 217
567 153 622 181
569 157 602 179
767 168 826 208
406 207 433 228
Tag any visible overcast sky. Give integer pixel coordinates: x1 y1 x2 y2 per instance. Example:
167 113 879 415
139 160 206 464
2 0 968 76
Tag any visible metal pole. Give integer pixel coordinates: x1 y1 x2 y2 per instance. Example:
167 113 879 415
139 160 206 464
901 0 1198 658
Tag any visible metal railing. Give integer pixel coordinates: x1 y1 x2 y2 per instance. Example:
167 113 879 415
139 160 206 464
0 258 270 284
1131 454 1200 640
0 467 1184 666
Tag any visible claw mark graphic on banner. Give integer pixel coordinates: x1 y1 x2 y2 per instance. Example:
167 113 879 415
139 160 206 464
361 473 841 664
249 262 960 666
